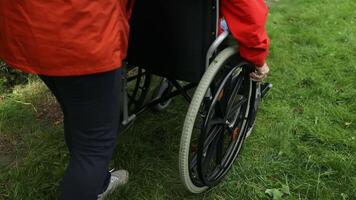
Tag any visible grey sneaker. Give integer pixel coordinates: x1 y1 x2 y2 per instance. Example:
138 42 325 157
97 169 129 200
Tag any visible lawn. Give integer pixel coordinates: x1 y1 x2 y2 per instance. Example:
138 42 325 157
0 0 355 199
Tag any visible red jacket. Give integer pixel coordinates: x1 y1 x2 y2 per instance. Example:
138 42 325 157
0 0 132 76
222 0 270 67
0 0 269 76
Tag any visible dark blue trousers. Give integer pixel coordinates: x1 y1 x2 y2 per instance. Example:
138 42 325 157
40 68 122 200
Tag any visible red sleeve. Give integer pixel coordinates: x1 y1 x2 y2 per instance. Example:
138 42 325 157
221 0 270 67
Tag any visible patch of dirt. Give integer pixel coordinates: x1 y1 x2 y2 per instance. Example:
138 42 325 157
0 134 21 168
293 106 304 114
0 81 63 169
33 93 63 125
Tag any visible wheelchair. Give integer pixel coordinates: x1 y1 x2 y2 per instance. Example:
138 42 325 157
121 0 272 193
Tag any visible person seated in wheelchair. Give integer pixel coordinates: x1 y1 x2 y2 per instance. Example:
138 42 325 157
220 0 270 82
0 0 270 199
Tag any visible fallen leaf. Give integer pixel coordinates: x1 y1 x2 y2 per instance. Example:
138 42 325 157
281 184 290 195
265 188 283 200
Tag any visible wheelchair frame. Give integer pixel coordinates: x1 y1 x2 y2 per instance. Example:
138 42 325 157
119 0 272 193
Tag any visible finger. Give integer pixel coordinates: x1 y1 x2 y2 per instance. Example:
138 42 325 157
250 72 264 82
256 70 268 76
250 71 266 79
250 72 267 82
250 72 261 79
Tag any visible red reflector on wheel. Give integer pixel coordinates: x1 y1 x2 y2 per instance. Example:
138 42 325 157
231 128 240 141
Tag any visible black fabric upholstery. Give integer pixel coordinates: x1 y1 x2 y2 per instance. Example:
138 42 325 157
127 0 217 83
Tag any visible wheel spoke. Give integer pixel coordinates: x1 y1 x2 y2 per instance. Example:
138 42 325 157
226 96 247 120
213 75 233 117
215 130 225 165
209 118 226 126
215 101 226 118
190 153 198 171
213 74 244 120
200 136 219 178
203 126 223 153
226 76 244 112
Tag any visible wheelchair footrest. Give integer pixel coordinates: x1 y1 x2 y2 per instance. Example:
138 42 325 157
261 82 273 98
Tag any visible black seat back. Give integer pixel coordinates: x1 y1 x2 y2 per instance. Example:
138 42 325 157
127 0 218 83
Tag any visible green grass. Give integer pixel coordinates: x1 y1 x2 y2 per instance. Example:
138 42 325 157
0 0 355 199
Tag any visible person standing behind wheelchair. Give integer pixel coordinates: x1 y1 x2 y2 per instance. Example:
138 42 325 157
0 0 269 199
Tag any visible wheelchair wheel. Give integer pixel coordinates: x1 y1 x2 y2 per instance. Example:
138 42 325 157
126 67 152 112
179 47 254 193
152 78 173 111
